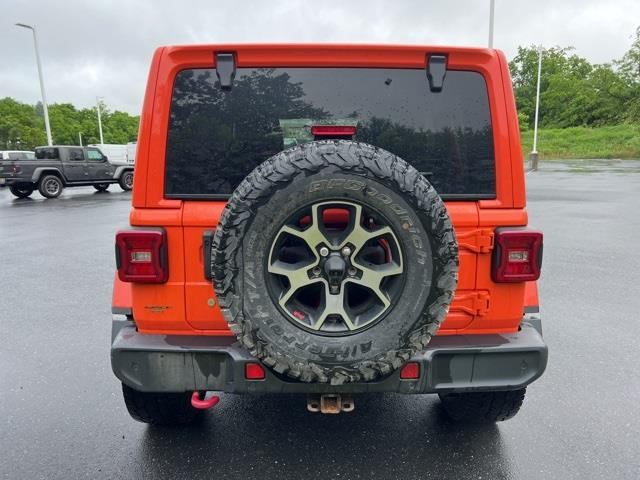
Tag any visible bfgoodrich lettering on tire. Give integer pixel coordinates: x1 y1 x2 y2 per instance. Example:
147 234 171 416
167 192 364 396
212 140 458 384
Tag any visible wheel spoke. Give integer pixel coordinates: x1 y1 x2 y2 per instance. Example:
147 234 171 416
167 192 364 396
347 262 403 309
268 260 321 307
337 204 394 255
312 284 356 331
278 204 332 252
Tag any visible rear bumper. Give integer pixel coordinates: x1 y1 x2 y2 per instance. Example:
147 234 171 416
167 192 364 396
111 315 547 394
0 176 21 186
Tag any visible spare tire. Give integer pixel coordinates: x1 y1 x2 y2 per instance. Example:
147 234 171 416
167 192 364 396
212 141 458 384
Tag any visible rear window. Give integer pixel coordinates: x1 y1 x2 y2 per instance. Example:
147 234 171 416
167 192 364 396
35 148 59 159
165 67 496 199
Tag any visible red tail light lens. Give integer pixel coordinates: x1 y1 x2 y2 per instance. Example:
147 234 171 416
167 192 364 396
399 362 420 379
493 229 543 283
311 125 357 137
115 229 168 283
245 363 266 380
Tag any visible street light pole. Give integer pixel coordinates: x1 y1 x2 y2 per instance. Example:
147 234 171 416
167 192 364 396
15 23 53 146
488 0 495 48
529 46 543 170
96 97 104 145
78 132 83 146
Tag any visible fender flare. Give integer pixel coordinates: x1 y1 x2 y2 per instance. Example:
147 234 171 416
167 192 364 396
31 167 66 184
113 166 134 179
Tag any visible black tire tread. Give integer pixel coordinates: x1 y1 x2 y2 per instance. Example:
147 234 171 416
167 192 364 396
119 171 133 191
211 140 458 384
439 388 526 423
9 185 34 198
121 383 202 426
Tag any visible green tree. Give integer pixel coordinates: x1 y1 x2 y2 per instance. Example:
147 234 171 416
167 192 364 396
0 98 139 150
509 39 639 128
0 97 47 149
615 27 640 122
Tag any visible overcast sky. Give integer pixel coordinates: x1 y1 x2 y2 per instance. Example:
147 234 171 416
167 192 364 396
2 0 639 115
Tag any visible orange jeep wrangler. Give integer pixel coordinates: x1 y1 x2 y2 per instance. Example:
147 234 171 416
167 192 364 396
111 44 546 425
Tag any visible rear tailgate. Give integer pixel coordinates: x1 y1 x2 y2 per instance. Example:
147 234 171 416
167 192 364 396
127 45 528 336
180 202 526 335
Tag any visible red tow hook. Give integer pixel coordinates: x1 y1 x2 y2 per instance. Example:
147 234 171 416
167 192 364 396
191 391 220 410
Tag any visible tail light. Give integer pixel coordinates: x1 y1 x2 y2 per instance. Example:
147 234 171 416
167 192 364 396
400 362 421 379
311 125 357 137
11 164 21 174
245 363 266 380
115 229 168 283
492 229 543 283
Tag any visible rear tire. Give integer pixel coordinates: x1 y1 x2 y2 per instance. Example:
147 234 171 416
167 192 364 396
119 171 133 191
9 185 34 198
121 383 203 426
38 175 63 199
94 183 109 192
439 388 526 423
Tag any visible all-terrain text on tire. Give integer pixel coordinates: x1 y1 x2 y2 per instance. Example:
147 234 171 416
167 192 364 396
111 44 547 426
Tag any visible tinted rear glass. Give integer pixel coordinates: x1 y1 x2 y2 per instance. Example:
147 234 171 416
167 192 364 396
166 67 495 198
35 148 59 159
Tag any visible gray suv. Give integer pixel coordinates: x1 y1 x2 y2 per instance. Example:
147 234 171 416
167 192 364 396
0 145 134 198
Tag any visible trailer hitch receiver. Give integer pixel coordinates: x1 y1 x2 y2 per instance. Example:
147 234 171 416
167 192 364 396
307 394 355 414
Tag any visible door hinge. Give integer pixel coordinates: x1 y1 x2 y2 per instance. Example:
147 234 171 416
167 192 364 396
426 54 447 92
203 230 215 280
215 53 236 90
451 291 491 317
457 228 494 253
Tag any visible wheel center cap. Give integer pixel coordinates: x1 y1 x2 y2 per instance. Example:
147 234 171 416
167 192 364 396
324 253 346 285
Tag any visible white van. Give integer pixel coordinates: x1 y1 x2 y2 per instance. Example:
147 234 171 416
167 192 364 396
88 144 129 165
0 150 35 161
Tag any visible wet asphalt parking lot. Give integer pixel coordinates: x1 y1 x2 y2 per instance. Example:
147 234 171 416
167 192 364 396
2 160 640 480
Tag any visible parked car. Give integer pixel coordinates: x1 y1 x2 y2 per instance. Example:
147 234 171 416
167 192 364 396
0 150 35 161
126 142 137 164
111 44 546 425
0 145 134 198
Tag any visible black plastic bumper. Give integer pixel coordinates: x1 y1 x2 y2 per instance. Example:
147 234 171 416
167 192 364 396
111 317 547 394
0 177 19 186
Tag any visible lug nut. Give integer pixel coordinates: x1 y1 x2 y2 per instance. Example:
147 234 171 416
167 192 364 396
319 246 329 257
312 267 321 276
341 246 352 257
348 267 357 276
